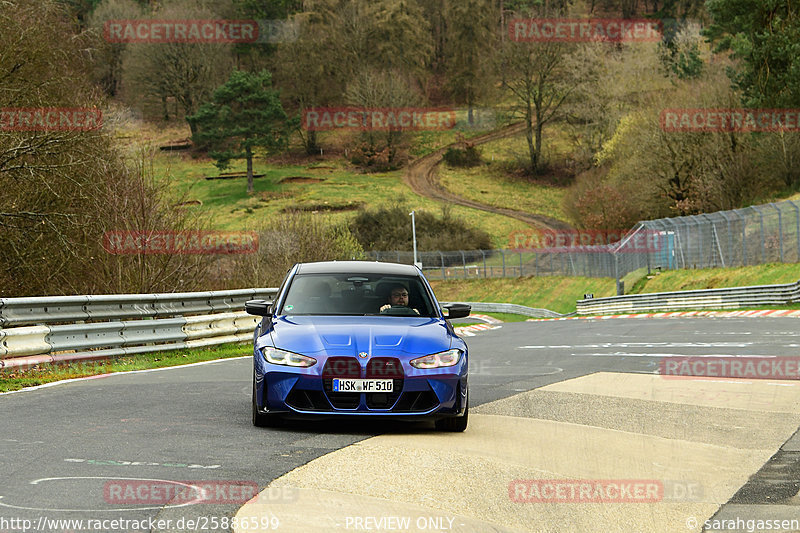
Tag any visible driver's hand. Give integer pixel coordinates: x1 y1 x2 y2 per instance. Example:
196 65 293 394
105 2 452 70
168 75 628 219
379 304 391 312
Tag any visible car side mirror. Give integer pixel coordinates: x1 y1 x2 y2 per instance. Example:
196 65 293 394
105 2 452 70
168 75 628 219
245 299 273 317
442 303 470 320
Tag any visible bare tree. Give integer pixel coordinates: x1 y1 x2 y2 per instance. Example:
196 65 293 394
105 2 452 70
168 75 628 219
120 0 234 133
88 0 144 97
497 25 587 173
0 0 214 296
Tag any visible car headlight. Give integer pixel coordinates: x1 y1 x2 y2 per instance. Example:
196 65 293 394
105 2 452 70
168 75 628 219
260 346 317 367
410 349 463 369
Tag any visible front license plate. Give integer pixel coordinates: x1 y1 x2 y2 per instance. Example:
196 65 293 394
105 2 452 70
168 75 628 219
332 379 393 393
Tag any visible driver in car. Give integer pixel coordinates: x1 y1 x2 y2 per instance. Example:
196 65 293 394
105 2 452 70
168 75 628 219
380 284 420 315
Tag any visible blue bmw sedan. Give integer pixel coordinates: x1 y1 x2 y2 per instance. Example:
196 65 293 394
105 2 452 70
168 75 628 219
246 261 471 431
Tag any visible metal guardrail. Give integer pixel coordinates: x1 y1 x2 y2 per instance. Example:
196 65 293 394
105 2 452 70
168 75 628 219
576 280 800 315
0 288 567 370
0 288 277 369
443 302 566 319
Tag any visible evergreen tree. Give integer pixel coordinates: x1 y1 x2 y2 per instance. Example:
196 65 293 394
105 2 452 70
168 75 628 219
188 70 294 194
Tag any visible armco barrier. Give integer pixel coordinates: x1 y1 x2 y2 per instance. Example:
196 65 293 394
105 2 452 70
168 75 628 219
576 280 800 315
0 288 277 369
0 290 568 369
443 302 567 319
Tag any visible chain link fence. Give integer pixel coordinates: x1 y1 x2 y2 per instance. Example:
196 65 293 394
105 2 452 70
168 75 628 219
365 199 800 283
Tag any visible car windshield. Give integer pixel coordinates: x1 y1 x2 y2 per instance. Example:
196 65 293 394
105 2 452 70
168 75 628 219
278 273 436 317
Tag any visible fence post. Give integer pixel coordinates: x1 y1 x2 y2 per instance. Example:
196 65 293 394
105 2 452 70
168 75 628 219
770 202 784 262
461 251 467 279
481 250 487 277
789 200 800 262
439 252 446 280
519 251 523 278
740 209 747 266
719 210 734 266
752 205 765 264
501 249 506 277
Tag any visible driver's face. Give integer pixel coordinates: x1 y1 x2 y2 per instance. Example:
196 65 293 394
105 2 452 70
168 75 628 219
389 289 409 306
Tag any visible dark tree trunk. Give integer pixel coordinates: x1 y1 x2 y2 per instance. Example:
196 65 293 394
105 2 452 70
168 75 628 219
246 145 254 195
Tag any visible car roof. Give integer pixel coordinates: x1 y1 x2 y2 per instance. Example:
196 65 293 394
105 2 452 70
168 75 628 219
295 261 420 276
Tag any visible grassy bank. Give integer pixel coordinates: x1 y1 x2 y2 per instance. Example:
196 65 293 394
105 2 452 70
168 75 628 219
430 263 800 315
0 343 249 393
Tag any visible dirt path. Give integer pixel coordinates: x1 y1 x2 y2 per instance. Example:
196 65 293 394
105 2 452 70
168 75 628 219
404 122 572 230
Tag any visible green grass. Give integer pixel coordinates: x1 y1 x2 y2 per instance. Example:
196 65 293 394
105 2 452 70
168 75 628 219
154 148 532 247
439 163 568 225
474 312 531 322
437 125 574 228
0 342 249 393
631 263 800 294
430 276 617 315
137 114 568 248
430 263 800 315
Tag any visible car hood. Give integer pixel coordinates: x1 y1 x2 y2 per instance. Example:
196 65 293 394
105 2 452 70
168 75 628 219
266 316 453 357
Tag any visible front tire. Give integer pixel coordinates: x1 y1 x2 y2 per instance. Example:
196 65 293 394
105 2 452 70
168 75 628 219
435 389 468 432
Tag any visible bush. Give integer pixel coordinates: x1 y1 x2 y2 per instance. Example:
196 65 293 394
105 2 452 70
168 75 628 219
350 204 493 254
442 144 482 167
348 142 398 172
227 212 365 287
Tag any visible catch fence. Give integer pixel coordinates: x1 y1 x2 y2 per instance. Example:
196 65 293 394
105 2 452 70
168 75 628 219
366 199 800 283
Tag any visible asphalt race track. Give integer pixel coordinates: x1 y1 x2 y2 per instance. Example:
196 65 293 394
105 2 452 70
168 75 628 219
1 317 799 533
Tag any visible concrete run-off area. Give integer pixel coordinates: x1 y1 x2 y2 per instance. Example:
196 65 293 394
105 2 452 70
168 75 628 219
235 372 800 532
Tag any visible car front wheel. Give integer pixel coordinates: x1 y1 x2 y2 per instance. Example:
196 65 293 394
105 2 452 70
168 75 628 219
435 388 468 432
